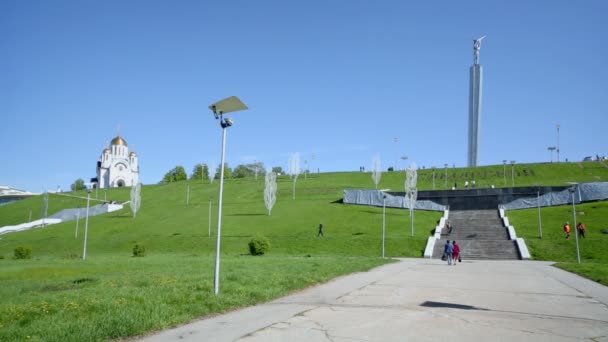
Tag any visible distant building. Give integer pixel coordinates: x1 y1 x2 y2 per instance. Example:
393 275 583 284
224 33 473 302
94 135 139 188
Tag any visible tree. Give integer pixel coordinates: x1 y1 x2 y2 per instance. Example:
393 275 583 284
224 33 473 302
190 163 209 181
264 171 277 215
233 164 252 178
214 163 232 179
161 166 188 183
71 178 86 191
272 166 284 175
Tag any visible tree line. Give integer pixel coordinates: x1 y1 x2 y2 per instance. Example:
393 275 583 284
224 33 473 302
160 162 285 183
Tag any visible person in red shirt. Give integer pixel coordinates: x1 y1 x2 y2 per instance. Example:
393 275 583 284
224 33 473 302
452 241 461 265
563 222 571 239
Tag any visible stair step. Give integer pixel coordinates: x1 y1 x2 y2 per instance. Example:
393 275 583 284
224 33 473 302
435 209 521 261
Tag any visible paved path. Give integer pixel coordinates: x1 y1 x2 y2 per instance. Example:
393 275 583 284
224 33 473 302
139 259 608 342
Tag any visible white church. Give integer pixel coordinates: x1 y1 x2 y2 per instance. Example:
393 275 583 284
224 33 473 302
94 135 139 188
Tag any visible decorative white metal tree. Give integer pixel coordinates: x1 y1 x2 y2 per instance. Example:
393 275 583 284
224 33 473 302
130 182 142 218
209 161 216 184
264 171 277 215
288 152 301 199
404 163 418 236
372 154 382 189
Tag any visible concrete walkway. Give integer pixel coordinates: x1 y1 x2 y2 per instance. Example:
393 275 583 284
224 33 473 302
139 259 608 342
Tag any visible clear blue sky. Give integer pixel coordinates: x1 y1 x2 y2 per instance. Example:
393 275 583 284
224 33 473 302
2 0 607 193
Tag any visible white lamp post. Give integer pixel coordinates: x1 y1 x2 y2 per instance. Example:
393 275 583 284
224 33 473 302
537 186 543 239
209 96 248 295
208 197 212 237
502 160 507 187
444 164 448 189
556 124 561 163
382 193 386 259
82 182 96 260
432 167 436 190
568 184 581 264
510 160 516 188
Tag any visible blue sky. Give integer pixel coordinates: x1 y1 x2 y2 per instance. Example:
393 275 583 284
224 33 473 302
2 0 607 193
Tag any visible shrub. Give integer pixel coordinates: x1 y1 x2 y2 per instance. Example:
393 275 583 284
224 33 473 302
248 236 270 255
133 243 146 257
14 246 32 260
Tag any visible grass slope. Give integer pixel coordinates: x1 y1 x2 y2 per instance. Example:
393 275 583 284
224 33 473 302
1 161 607 341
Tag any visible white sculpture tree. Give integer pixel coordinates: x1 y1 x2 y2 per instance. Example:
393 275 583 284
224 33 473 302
130 182 142 218
371 154 382 189
288 152 301 199
264 171 277 215
404 163 418 236
209 161 216 184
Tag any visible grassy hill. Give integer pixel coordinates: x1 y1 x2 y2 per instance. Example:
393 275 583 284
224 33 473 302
1 161 607 341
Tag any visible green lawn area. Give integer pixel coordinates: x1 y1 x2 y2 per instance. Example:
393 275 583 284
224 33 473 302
506 200 608 286
1 161 607 341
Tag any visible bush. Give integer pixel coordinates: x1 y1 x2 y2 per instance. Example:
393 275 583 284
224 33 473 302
248 236 270 255
133 243 146 257
14 246 32 260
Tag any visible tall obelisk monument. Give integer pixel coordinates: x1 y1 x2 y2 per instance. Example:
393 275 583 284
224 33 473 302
468 36 485 167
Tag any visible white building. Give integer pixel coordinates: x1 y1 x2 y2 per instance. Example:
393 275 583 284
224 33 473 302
95 136 139 188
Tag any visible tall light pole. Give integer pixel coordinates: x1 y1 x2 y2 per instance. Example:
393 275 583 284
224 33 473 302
548 147 556 163
382 194 386 259
444 163 448 189
209 96 248 295
432 167 436 190
537 186 543 239
502 160 507 187
208 197 212 237
510 161 516 188
82 182 96 260
568 185 581 263
556 124 560 163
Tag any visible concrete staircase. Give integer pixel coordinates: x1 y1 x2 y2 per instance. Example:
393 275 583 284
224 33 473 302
433 209 521 260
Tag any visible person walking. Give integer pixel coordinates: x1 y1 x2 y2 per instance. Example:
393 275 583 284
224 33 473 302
452 241 461 265
576 222 586 238
444 240 454 265
563 222 571 239
317 223 324 237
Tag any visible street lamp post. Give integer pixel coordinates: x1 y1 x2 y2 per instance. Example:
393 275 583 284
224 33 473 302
556 124 560 163
502 160 507 187
82 182 96 260
432 167 436 190
568 185 581 264
444 164 448 189
382 194 386 259
510 161 516 188
208 197 212 237
209 96 248 295
537 186 543 239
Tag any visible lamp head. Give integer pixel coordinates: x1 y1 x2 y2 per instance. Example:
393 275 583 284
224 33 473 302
209 96 248 118
220 117 234 128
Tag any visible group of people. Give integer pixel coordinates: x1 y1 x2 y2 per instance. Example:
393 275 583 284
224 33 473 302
563 221 586 239
442 240 461 265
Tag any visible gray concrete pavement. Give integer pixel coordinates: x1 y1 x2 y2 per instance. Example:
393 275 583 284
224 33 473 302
139 259 608 342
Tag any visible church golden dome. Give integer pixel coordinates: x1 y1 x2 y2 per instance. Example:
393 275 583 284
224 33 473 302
111 136 128 147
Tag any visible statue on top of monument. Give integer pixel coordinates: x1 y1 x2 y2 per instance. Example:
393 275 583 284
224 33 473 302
473 35 486 65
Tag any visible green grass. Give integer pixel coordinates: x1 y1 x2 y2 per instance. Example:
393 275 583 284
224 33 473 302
1 161 608 341
0 255 389 341
506 200 608 286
